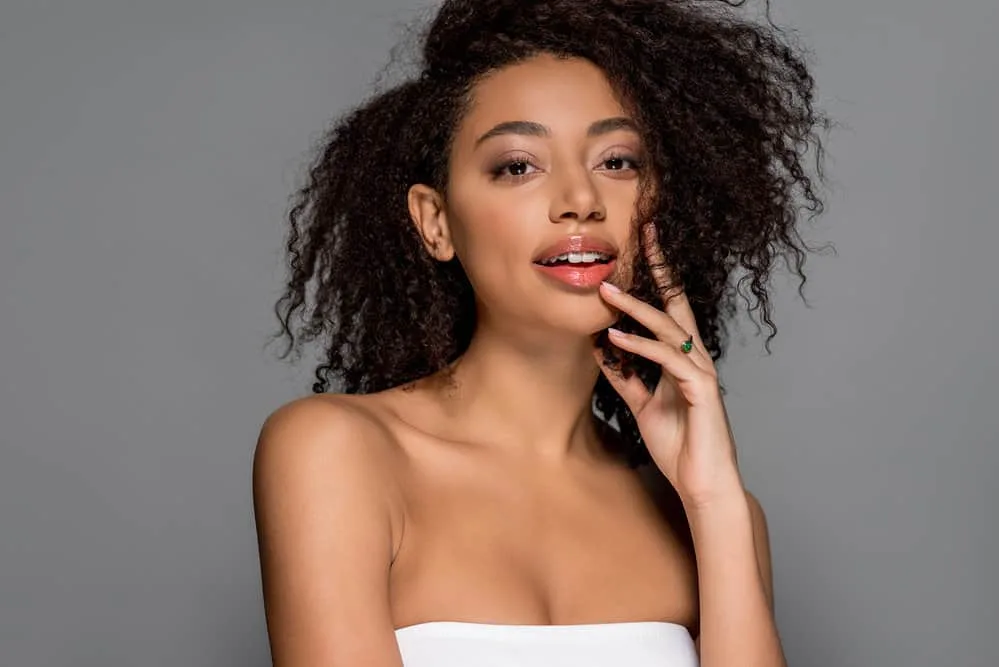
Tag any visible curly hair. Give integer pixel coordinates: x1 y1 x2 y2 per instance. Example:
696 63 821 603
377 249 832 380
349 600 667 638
271 0 831 469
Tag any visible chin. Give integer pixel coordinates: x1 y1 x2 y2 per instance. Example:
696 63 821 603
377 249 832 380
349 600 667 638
543 300 619 338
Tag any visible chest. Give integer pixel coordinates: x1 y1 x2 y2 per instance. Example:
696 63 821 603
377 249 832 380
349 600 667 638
387 447 698 629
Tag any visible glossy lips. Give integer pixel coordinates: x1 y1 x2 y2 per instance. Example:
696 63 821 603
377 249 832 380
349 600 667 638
533 235 617 290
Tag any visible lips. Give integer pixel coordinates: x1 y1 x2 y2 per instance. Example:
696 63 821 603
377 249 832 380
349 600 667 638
532 234 618 290
532 235 618 264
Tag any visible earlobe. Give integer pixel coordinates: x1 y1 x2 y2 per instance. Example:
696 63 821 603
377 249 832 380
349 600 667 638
407 183 455 261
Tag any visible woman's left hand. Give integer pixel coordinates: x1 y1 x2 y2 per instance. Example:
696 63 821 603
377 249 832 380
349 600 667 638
594 223 744 510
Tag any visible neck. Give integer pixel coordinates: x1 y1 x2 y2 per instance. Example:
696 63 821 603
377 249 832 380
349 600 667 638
429 319 608 462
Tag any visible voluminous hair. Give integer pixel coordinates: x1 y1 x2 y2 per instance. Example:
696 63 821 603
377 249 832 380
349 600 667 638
273 0 831 468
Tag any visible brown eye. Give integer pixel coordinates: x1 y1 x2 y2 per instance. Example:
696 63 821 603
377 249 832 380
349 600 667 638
601 155 642 171
506 161 530 176
490 158 538 180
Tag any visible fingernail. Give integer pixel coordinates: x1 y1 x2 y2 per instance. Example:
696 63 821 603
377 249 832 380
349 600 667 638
601 281 621 293
607 327 625 338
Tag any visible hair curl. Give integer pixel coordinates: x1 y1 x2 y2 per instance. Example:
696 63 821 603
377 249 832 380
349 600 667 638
272 0 831 468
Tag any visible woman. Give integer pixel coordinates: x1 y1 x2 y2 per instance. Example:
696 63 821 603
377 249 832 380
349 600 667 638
253 0 828 665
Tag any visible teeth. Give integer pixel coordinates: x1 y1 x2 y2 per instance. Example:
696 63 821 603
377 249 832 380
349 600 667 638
541 251 612 265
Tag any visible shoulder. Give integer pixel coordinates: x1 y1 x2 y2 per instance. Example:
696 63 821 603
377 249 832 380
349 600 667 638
255 393 396 461
743 489 771 554
251 395 407 663
744 489 775 610
252 393 406 555
254 394 394 479
744 490 768 531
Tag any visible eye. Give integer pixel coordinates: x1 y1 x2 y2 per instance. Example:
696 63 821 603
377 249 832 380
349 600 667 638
490 157 540 181
598 153 643 172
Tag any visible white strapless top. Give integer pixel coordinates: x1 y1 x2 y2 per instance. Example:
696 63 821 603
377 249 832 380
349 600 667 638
395 620 698 666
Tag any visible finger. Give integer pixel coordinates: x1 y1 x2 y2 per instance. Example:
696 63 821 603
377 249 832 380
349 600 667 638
606 328 715 403
599 281 708 363
640 223 705 349
592 347 652 414
600 280 684 342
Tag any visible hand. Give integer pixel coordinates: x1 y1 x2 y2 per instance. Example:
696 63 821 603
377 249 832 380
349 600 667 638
594 222 744 509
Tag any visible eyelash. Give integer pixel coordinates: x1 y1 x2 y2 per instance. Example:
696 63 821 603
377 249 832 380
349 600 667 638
489 152 644 181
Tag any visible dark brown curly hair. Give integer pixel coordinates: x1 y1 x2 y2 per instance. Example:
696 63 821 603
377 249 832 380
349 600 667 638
271 0 831 468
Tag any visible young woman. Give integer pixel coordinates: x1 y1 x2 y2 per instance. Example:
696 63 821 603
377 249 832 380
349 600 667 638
253 1 828 665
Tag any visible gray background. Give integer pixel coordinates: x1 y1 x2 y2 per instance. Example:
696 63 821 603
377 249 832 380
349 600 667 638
1 0 996 665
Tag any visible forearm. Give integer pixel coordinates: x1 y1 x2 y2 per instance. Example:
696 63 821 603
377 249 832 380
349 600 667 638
687 492 786 667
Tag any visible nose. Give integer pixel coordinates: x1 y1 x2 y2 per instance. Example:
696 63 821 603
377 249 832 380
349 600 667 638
549 164 607 224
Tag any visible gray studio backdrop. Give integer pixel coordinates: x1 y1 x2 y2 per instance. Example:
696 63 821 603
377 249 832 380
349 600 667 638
1 1 996 665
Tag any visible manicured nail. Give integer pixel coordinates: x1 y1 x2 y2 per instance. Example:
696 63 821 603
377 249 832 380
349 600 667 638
607 327 625 338
601 281 621 293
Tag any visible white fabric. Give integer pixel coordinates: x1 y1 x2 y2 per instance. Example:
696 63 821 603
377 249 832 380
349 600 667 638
395 620 698 667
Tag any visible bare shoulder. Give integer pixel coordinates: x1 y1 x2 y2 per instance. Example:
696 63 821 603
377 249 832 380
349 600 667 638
252 394 405 666
253 394 405 528
254 393 400 473
743 489 771 554
744 489 775 611
744 490 768 530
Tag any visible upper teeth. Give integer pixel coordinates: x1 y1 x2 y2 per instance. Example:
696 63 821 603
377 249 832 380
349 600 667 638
541 251 612 265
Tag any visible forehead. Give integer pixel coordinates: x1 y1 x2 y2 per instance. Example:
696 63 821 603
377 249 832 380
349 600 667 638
458 54 630 139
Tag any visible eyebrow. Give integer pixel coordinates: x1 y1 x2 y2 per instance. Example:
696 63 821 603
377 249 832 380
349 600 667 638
473 116 639 148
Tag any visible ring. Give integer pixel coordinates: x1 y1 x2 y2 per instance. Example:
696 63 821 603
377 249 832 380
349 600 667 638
680 335 694 354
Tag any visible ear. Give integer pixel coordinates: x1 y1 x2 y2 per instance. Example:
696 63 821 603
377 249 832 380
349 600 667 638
407 183 455 262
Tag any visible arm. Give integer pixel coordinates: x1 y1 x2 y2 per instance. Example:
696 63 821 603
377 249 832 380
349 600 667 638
252 397 405 667
593 244 784 665
690 489 783 666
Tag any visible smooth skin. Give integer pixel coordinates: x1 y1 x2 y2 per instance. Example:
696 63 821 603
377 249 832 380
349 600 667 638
596 223 785 665
253 54 780 666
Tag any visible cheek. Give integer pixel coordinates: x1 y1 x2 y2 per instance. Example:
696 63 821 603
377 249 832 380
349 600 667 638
447 203 536 295
447 181 541 264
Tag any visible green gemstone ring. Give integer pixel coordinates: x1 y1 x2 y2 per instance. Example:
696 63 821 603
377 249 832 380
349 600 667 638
680 335 694 354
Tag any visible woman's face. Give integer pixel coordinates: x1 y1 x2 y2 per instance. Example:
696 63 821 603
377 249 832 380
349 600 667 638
412 53 647 338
